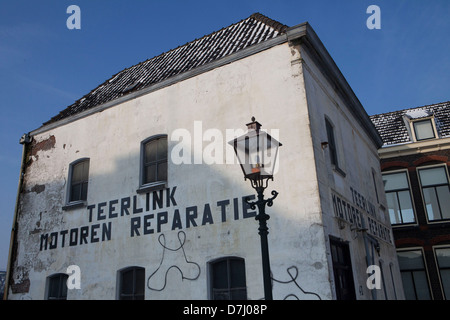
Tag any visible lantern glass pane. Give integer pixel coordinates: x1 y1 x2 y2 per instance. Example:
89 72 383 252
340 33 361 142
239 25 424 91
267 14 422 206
231 130 280 179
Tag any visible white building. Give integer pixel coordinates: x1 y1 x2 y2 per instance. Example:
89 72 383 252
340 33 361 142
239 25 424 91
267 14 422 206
5 13 404 300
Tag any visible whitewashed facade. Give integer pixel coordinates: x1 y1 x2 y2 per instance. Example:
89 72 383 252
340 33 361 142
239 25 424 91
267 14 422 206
6 14 404 300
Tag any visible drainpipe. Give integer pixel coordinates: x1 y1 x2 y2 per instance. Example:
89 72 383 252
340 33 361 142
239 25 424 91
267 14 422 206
3 133 32 300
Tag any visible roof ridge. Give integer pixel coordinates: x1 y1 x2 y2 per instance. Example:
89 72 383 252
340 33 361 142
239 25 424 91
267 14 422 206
107 13 288 77
249 12 289 33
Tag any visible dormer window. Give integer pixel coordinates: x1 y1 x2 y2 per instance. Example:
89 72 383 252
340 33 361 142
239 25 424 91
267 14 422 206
412 119 435 141
403 110 438 142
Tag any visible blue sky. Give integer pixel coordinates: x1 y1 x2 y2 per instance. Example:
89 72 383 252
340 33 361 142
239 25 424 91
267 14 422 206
0 0 449 269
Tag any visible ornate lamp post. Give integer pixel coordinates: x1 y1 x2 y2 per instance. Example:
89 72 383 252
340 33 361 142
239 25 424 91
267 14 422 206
229 117 282 300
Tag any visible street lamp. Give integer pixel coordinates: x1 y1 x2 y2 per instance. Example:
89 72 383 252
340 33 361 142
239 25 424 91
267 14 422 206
228 117 282 300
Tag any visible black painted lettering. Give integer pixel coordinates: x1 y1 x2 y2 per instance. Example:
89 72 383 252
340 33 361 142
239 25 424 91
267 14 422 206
80 226 89 245
350 187 356 204
87 204 95 222
60 230 68 248
153 189 163 210
40 233 49 251
233 198 239 220
91 224 100 243
130 217 141 237
97 202 107 220
350 206 355 224
49 232 58 249
172 209 182 230
157 211 168 233
121 197 130 216
69 228 78 246
102 222 112 241
243 195 256 218
201 203 213 225
166 186 177 207
336 197 343 219
109 199 118 219
144 214 154 235
332 194 338 217
133 195 143 214
186 206 198 228
217 200 230 222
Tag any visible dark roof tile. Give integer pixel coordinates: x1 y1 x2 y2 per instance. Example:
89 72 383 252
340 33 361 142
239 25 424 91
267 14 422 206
370 101 450 146
43 13 288 126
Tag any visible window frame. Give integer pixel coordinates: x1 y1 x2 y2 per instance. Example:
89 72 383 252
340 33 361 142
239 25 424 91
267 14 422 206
324 117 346 177
382 169 417 226
117 266 145 300
63 158 90 210
329 237 356 300
138 134 168 193
417 164 450 223
209 257 247 300
46 273 68 300
433 245 450 300
411 118 437 142
397 248 432 300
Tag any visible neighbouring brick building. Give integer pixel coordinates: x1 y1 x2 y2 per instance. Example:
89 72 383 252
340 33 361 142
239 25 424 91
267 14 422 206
371 101 450 300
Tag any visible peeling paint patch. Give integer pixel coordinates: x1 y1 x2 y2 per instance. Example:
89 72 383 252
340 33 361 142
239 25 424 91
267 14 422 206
31 184 45 194
31 135 56 157
11 278 30 294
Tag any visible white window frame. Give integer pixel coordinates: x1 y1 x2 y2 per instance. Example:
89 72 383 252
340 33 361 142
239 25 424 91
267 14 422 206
382 169 417 227
417 164 450 223
407 116 438 142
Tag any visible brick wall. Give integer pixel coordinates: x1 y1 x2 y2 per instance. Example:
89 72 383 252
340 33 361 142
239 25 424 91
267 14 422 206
381 149 450 300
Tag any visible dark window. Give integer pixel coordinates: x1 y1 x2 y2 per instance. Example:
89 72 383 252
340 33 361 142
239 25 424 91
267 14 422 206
372 169 380 203
141 135 168 187
47 273 68 300
397 250 431 300
69 159 89 203
210 257 247 300
435 247 450 300
118 267 145 300
413 119 435 141
330 238 356 300
325 118 338 167
417 166 450 221
382 171 415 225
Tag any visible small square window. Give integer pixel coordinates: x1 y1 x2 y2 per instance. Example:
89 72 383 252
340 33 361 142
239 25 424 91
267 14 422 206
210 257 247 300
118 267 145 300
47 274 68 300
413 119 435 141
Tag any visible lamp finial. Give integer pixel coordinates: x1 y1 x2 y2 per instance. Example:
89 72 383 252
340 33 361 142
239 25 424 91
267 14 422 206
246 117 262 132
